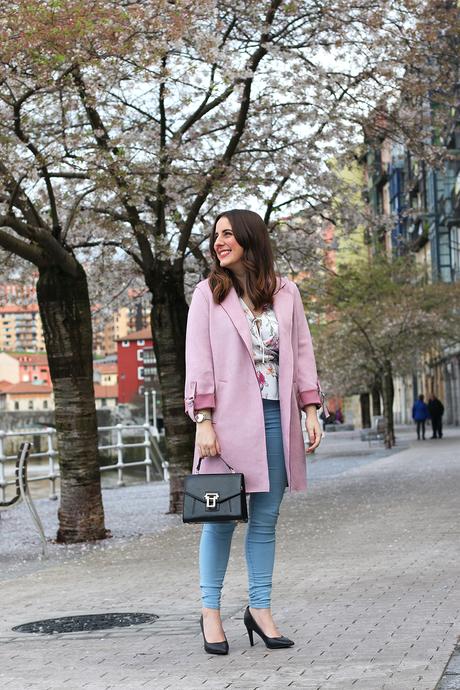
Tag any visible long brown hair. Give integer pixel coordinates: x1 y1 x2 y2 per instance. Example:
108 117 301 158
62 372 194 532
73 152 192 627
208 209 278 308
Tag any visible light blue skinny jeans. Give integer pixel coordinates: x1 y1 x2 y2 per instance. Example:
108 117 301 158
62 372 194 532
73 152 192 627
199 399 288 609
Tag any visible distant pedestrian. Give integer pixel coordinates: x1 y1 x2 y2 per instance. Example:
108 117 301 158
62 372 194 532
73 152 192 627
428 394 444 439
320 409 327 431
412 394 429 440
335 407 343 424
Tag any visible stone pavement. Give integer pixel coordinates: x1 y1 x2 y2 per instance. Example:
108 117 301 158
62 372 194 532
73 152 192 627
0 428 459 690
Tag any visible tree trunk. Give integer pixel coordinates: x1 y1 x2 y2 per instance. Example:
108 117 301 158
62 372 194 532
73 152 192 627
360 392 371 428
36 264 108 543
371 385 381 416
381 363 395 448
148 261 195 514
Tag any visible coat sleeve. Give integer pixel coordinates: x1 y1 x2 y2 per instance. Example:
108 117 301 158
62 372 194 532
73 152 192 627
184 285 216 421
292 283 321 408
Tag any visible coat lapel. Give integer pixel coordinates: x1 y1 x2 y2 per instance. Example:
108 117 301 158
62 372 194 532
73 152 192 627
220 277 293 366
220 286 254 361
273 277 293 348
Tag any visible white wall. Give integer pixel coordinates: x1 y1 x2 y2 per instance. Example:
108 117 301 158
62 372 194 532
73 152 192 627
0 353 20 384
5 394 53 412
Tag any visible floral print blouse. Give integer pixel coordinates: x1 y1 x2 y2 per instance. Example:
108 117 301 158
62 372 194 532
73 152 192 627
239 298 280 400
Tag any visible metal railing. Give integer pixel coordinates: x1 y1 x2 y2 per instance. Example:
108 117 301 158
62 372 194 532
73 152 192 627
0 442 48 557
0 391 168 502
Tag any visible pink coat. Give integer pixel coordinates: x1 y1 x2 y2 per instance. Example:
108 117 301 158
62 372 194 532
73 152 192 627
184 277 321 492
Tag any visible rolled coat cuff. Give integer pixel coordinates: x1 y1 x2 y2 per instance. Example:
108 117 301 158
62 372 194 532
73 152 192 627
299 389 321 408
194 393 215 410
184 392 216 419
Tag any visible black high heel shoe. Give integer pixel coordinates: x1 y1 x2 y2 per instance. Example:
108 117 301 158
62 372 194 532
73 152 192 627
244 606 294 649
200 615 229 655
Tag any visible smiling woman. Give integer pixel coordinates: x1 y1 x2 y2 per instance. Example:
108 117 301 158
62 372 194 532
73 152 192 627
213 217 244 270
208 210 278 310
184 208 324 656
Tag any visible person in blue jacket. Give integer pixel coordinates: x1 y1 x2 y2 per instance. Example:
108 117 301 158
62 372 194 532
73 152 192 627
412 394 430 440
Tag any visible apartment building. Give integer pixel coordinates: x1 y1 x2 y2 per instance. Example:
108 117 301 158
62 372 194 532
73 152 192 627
0 381 54 412
0 305 45 352
363 122 460 425
0 281 37 306
92 289 151 356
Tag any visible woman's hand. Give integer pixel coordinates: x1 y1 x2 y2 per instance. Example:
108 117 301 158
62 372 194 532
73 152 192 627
196 420 221 458
304 405 322 454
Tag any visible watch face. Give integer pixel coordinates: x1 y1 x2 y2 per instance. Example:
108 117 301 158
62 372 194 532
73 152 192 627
196 413 204 423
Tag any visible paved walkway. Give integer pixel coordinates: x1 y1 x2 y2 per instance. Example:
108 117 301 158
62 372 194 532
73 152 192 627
0 428 459 689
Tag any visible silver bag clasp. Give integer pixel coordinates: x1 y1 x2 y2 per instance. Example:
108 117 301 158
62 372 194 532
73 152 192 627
204 492 219 509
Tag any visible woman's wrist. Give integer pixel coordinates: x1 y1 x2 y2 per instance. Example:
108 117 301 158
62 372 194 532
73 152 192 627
304 404 318 417
195 408 212 423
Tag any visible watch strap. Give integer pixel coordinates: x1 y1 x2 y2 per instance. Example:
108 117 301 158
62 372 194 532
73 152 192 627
195 412 212 422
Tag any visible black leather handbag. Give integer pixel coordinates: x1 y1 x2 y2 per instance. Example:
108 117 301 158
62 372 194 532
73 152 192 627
182 457 248 523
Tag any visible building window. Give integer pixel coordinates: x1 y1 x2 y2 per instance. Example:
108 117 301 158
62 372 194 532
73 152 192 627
28 400 34 410
121 340 130 348
137 349 144 362
43 400 48 409
137 339 145 346
138 367 144 380
14 401 19 410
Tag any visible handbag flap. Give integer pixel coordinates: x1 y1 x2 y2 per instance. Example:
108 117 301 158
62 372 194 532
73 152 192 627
184 473 245 504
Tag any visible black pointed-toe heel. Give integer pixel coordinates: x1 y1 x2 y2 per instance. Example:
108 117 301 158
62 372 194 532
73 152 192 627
200 615 229 655
244 606 294 649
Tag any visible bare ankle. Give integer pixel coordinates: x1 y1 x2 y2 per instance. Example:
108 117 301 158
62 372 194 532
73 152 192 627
202 607 221 619
250 607 271 616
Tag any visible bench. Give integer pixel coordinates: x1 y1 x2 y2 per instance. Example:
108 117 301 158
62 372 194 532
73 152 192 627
360 416 386 445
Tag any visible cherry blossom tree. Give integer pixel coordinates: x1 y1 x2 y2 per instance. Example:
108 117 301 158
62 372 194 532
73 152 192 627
0 0 193 539
1 0 458 513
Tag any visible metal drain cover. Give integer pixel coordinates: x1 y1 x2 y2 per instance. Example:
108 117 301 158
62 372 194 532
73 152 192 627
12 612 159 634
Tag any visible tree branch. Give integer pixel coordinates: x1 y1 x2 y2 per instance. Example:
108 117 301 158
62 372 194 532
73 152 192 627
44 171 90 179
63 185 96 241
0 223 46 267
12 89 61 239
70 239 143 269
178 0 284 255
264 174 290 225
0 212 79 276
72 64 155 274
172 16 239 140
0 160 46 229
156 55 168 237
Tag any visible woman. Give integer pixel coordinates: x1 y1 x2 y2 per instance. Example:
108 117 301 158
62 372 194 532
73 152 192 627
184 209 323 655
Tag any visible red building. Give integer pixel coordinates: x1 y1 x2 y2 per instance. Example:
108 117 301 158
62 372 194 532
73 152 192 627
116 327 153 404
